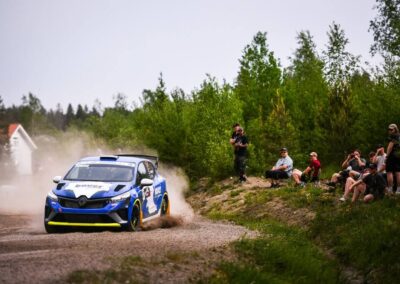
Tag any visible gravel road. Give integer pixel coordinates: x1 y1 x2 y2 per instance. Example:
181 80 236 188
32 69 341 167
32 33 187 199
0 214 254 283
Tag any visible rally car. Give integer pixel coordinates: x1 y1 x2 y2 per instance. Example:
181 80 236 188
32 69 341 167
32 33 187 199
44 154 169 233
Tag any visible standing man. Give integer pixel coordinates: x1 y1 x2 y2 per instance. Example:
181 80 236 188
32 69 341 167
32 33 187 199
265 147 293 188
231 127 248 182
229 123 241 146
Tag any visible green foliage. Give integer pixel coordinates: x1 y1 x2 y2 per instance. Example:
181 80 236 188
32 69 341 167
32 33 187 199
3 19 400 181
283 31 328 160
206 212 339 284
236 32 281 122
311 198 400 282
370 0 400 57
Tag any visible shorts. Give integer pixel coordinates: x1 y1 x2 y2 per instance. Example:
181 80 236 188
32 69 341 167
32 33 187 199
265 170 289 180
386 156 400 172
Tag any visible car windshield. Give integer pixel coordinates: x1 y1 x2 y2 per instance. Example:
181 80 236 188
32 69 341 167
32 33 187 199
64 163 135 182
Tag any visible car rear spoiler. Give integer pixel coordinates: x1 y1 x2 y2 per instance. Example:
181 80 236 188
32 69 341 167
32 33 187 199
116 154 159 169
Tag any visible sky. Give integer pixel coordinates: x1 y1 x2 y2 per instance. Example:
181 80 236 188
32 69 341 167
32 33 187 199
0 0 381 111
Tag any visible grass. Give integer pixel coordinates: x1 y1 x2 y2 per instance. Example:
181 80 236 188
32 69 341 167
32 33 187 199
203 182 400 283
310 197 400 282
67 179 400 283
205 213 339 283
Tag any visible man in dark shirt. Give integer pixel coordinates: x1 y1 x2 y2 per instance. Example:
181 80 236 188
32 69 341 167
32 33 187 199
348 163 386 203
231 127 248 182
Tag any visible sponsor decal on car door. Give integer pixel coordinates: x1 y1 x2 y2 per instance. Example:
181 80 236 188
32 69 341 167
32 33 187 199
142 184 157 217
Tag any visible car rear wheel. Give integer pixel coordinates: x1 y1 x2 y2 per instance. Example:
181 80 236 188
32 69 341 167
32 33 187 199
160 196 169 216
127 202 141 231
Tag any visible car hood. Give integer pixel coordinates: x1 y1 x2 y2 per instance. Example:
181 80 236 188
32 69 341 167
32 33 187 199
54 181 133 199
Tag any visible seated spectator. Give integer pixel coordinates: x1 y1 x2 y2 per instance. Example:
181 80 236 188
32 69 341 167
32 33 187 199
265 147 293 188
327 149 366 188
292 152 321 187
373 144 386 174
341 163 386 203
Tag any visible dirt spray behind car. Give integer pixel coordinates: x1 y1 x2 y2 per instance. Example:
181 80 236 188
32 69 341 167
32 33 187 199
0 130 194 232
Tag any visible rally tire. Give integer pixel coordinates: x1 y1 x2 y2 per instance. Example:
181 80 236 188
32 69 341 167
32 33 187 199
160 196 169 216
127 202 141 232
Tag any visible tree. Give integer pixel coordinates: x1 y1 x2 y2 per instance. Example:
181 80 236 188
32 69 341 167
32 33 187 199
235 32 281 123
65 104 75 127
113 93 129 111
322 23 360 159
0 96 5 124
283 31 328 155
370 0 400 57
141 73 168 109
76 104 87 121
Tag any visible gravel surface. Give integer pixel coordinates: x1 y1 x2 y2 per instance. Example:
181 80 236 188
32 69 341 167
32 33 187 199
0 214 255 283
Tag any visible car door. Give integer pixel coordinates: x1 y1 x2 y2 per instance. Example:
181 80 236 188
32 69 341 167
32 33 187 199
145 161 163 210
137 162 157 218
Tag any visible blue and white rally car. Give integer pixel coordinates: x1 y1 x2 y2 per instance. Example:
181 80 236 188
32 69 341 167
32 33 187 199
44 154 169 233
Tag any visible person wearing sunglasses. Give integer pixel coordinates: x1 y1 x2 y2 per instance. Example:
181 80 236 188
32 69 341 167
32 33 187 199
265 147 293 188
386 123 400 194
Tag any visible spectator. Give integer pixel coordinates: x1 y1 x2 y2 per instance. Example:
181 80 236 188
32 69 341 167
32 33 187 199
265 147 293 188
232 127 248 182
373 144 386 174
292 152 321 187
342 163 386 203
385 123 400 194
327 149 366 187
229 123 241 146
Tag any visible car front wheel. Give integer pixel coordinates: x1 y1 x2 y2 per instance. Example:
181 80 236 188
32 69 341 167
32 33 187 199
127 202 141 231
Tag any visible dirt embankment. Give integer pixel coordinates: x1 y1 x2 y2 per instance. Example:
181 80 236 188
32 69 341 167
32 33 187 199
188 176 316 228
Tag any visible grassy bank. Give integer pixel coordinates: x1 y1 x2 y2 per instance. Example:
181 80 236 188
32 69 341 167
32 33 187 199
193 180 400 283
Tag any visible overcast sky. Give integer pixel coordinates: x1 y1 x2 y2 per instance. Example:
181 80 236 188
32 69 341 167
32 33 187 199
0 0 380 110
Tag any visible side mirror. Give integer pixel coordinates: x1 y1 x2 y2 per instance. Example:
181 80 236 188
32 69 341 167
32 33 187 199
140 178 153 187
53 176 62 184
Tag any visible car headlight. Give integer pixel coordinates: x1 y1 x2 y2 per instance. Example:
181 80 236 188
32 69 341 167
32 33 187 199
110 191 131 203
47 190 58 201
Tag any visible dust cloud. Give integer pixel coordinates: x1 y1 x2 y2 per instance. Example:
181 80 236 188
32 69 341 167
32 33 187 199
0 130 193 232
159 164 195 222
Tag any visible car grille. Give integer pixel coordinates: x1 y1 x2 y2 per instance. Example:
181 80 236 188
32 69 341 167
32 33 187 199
117 208 128 221
53 213 115 223
59 197 108 209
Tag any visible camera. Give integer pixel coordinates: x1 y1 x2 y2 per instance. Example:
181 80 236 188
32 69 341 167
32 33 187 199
350 154 355 158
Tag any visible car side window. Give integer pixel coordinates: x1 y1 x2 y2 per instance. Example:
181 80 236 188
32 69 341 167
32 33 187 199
145 161 155 179
137 162 148 184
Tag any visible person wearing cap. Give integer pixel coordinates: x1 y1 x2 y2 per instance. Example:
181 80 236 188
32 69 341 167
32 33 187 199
265 147 293 188
229 123 241 146
341 163 386 203
386 123 400 194
292 152 321 187
232 127 248 182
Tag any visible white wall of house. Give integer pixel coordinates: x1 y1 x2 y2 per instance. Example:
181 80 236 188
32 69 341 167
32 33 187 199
10 129 34 175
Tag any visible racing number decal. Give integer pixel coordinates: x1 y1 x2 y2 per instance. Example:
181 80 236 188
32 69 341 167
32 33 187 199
143 185 157 215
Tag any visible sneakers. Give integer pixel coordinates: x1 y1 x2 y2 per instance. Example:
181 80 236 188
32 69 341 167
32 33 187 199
339 196 347 202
